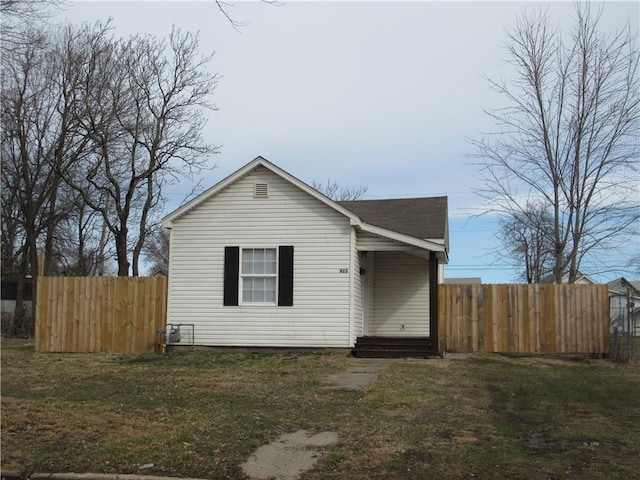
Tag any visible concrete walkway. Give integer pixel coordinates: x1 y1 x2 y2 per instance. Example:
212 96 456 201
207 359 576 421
326 357 398 390
239 358 398 479
240 430 339 480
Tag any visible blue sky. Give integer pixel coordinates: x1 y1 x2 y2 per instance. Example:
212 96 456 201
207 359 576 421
58 1 639 282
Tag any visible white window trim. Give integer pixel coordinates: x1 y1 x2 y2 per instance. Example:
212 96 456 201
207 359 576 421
239 246 279 306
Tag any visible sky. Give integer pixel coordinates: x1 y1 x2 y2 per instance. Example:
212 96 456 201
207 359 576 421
55 0 639 282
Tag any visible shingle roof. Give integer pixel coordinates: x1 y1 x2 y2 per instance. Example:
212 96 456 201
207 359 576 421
338 196 448 240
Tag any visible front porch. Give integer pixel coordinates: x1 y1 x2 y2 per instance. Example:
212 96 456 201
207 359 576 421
354 246 441 357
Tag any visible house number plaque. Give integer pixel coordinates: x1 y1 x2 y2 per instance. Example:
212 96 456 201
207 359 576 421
339 268 349 274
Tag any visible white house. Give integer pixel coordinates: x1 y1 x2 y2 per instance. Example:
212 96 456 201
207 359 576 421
1 276 34 319
608 277 640 335
162 157 449 355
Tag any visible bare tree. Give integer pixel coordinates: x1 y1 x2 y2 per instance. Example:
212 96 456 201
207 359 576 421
1 25 86 331
2 22 218 322
52 192 116 276
474 3 640 283
213 0 283 30
312 179 368 201
143 227 170 275
60 26 219 276
1 0 65 54
0 167 24 277
498 202 555 283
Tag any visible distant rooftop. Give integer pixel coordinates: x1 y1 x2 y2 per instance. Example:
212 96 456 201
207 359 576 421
443 277 482 284
607 277 640 295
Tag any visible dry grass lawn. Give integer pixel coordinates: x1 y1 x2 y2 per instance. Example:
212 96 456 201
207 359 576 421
2 337 639 479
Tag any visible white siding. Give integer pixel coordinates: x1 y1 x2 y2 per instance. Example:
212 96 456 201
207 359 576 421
167 166 353 347
1 300 33 316
369 251 430 337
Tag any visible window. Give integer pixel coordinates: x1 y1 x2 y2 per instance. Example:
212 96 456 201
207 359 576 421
241 248 277 304
223 246 294 307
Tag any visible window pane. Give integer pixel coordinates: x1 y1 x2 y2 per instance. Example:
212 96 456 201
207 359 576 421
254 288 265 303
242 277 254 302
266 249 277 274
242 249 254 274
253 250 264 275
265 277 276 302
242 260 253 274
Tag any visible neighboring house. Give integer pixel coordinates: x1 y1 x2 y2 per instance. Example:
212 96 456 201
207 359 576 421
1 276 33 317
443 277 482 284
608 277 640 335
162 156 449 351
149 266 168 277
541 270 598 285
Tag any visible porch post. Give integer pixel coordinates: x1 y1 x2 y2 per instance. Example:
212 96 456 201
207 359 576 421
429 251 439 353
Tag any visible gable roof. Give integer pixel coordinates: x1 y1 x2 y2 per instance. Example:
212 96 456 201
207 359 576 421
608 277 640 296
162 156 448 255
338 197 448 241
163 156 360 228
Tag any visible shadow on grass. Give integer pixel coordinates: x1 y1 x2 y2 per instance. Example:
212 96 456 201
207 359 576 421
467 355 639 478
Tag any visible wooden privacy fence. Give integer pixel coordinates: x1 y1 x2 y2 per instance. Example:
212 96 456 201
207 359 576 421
35 276 167 353
438 284 609 354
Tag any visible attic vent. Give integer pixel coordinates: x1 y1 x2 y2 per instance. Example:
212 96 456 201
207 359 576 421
254 183 269 198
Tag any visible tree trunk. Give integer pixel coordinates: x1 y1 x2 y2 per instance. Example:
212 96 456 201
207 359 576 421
115 230 129 276
12 274 25 335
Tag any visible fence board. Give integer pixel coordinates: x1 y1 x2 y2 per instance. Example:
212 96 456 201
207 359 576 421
438 284 609 354
35 276 167 353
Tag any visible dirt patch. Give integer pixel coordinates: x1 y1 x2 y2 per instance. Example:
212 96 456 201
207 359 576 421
523 433 582 451
240 430 338 480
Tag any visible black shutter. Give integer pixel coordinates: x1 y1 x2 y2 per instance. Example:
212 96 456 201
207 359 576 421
223 246 239 306
278 245 294 306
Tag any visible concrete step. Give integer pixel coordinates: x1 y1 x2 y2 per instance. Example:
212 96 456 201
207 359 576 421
355 336 431 346
352 349 437 359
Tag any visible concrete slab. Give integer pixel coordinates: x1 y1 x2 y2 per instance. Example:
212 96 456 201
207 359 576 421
240 430 338 480
443 352 470 360
329 372 377 390
326 358 398 390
